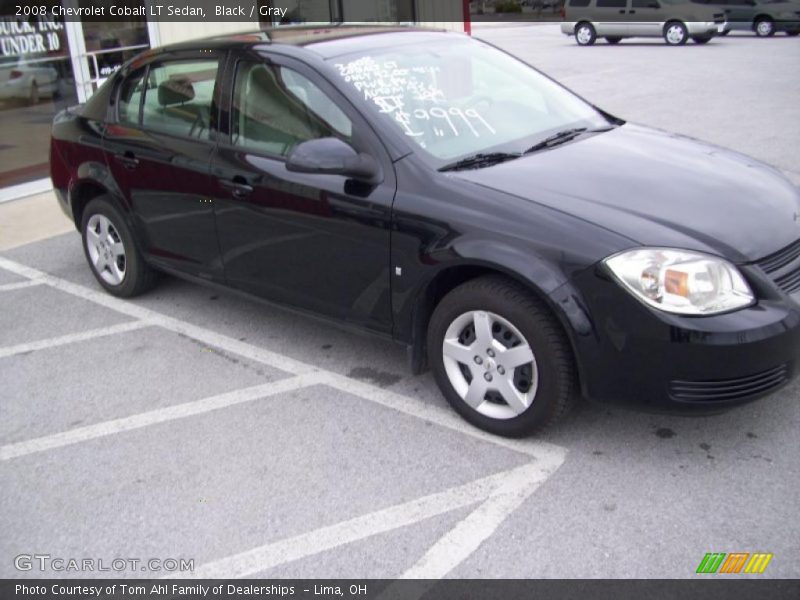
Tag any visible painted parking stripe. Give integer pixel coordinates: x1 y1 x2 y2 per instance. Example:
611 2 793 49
0 320 151 359
172 460 561 579
0 256 565 460
0 255 569 581
0 373 326 461
321 372 564 459
0 280 45 292
0 256 315 376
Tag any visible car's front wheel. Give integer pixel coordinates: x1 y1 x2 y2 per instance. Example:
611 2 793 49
575 22 597 46
664 21 689 45
427 276 576 437
81 197 157 297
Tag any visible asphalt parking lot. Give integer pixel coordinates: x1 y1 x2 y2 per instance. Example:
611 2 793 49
1 24 799 580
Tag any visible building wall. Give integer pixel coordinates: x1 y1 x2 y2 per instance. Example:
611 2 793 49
155 21 256 47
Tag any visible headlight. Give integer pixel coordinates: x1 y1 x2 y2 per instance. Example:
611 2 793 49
604 248 754 315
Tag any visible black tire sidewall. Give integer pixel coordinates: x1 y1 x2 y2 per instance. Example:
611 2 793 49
80 197 145 297
428 281 571 437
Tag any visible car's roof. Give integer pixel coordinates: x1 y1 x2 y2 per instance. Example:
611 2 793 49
144 24 456 60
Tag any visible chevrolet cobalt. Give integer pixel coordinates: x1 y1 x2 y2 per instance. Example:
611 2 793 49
50 27 800 436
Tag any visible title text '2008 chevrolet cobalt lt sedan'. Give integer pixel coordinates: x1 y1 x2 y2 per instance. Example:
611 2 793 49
50 26 800 436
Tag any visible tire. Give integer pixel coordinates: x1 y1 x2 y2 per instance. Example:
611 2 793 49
605 36 622 44
664 21 688 45
427 276 577 437
786 31 799 37
754 17 775 37
575 22 597 46
692 35 712 44
718 30 730 36
81 197 157 297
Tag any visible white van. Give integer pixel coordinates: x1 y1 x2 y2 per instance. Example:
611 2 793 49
561 0 726 44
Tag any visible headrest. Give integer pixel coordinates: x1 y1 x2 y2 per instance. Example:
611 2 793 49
158 77 195 106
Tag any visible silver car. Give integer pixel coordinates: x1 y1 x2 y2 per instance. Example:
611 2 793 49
0 56 59 105
561 0 725 44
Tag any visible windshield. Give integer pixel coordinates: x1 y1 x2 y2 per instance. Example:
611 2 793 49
329 37 609 165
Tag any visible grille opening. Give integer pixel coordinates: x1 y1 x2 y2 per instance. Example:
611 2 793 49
669 365 789 402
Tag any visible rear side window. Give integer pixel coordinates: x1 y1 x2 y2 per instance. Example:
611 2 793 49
568 0 591 6
597 0 627 6
231 61 353 157
139 59 220 139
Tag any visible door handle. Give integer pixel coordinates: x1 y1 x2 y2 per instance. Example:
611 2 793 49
629 9 636 13
114 151 139 169
220 178 253 199
619 8 625 12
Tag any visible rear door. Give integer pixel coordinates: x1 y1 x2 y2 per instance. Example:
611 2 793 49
210 51 396 334
594 0 632 36
103 51 224 280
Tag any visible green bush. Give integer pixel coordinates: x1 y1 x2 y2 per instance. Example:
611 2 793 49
495 1 523 13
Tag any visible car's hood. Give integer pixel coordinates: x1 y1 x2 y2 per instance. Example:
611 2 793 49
454 124 800 263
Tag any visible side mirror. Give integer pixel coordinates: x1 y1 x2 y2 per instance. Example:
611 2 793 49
286 138 381 183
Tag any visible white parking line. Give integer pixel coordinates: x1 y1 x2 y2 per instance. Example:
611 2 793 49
0 256 565 459
0 256 316 376
0 255 569 580
0 280 45 292
0 373 325 461
0 320 151 359
174 460 561 579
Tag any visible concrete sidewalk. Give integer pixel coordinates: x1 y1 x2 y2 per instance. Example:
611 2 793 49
0 191 74 252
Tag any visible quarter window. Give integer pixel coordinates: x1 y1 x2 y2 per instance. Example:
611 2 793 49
231 62 353 157
139 59 219 139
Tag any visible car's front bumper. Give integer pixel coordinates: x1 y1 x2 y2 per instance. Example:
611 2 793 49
563 264 800 413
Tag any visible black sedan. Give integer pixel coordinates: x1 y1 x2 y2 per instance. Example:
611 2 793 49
49 26 800 437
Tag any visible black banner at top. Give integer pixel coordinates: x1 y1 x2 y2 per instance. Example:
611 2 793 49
1 0 787 24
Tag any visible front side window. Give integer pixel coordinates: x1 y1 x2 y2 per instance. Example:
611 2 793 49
231 62 353 157
329 38 609 165
137 59 219 139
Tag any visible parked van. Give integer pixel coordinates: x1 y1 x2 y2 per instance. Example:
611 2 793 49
561 0 726 45
694 0 800 36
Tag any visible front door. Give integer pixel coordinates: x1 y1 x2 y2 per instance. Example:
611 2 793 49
211 53 396 334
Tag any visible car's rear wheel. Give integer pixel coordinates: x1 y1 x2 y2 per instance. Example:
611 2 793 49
664 21 688 45
575 22 597 46
692 35 712 44
427 276 576 437
605 36 622 44
754 17 775 37
81 197 157 297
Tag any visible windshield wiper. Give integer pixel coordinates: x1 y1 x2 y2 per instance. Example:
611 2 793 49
438 152 521 172
523 126 614 155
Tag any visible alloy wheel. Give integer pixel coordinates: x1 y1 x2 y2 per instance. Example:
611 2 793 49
85 214 127 286
442 310 539 420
